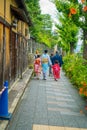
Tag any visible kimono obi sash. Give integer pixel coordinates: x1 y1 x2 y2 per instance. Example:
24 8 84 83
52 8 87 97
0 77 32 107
42 58 48 63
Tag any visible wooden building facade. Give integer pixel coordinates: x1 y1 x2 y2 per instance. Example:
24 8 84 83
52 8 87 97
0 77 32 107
0 0 31 90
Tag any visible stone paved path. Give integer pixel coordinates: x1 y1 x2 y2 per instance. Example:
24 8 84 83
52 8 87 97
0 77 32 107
6 70 87 130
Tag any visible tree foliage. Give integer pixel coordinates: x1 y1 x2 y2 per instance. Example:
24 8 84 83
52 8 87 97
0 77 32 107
51 0 87 58
51 0 79 53
25 0 54 47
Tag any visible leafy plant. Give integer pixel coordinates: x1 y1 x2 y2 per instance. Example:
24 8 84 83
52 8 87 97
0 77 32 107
63 54 87 97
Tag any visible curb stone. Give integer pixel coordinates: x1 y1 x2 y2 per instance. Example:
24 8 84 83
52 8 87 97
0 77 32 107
0 69 33 130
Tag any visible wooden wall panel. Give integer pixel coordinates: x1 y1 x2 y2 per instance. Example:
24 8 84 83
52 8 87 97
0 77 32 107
0 1 4 18
0 23 3 89
10 31 17 81
4 27 10 82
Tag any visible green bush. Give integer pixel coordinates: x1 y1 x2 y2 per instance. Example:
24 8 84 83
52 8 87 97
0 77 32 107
28 64 34 69
63 54 87 97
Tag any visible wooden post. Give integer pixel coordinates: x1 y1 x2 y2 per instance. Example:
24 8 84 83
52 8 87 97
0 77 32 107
2 0 6 89
20 22 23 79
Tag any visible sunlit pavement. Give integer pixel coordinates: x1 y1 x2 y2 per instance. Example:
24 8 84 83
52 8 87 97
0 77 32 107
33 124 87 130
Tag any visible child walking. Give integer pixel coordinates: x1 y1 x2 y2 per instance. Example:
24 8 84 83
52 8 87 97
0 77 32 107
34 55 41 79
52 60 60 81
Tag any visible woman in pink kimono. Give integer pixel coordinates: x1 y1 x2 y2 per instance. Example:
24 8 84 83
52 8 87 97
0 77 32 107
52 60 60 81
34 55 41 79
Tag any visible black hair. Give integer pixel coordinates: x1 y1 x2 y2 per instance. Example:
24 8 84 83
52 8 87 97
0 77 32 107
55 60 59 64
44 50 48 53
56 51 58 54
51 53 53 56
37 54 40 58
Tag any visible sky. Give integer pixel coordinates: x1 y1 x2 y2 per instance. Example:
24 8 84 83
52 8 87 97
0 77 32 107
39 0 58 24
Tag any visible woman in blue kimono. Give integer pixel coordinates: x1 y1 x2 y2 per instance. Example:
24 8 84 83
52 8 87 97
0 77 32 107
41 50 52 80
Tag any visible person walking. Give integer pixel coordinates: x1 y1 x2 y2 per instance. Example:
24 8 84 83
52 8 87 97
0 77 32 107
52 60 60 81
52 51 60 66
52 51 63 78
34 50 39 59
41 50 51 80
34 55 41 79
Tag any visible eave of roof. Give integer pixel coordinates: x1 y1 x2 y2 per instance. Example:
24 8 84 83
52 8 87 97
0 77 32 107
11 5 28 23
14 0 32 26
